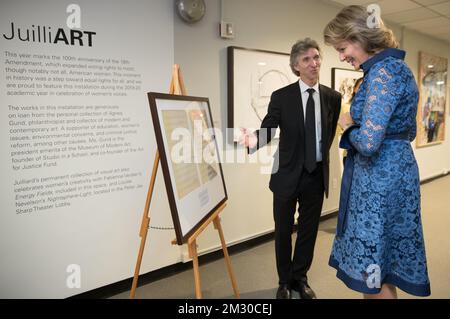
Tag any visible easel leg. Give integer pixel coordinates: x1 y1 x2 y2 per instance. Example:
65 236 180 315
189 240 203 299
130 152 160 299
131 66 188 298
213 217 240 298
130 219 149 299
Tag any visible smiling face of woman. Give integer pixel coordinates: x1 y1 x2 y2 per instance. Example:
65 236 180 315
334 40 371 70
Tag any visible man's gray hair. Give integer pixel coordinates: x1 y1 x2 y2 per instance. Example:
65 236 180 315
289 38 322 76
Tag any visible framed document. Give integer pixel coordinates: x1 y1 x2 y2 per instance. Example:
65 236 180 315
148 93 227 244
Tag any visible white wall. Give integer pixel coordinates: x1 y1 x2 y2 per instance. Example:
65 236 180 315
174 0 345 256
173 0 450 255
2 0 449 298
401 28 450 180
0 0 176 298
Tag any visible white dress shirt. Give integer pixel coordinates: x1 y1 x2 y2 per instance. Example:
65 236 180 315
298 79 322 162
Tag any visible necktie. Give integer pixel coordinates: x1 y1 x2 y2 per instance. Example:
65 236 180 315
305 88 316 173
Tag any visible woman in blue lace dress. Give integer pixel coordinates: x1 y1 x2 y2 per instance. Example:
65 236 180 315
323 5 431 298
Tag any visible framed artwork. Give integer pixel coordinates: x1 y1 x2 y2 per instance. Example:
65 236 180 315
148 93 227 245
448 85 450 117
416 51 447 147
331 67 364 105
331 67 363 173
227 46 298 142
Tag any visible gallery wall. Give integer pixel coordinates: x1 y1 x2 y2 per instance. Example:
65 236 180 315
173 0 450 256
401 28 450 179
1 0 176 298
2 0 449 298
172 0 343 258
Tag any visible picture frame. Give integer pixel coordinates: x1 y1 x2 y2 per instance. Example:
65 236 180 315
416 51 447 148
331 67 364 104
227 46 298 142
448 85 450 117
148 93 228 245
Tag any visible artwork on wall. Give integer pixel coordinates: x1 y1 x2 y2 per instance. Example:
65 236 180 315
447 85 450 116
331 67 363 173
448 85 450 117
148 93 227 244
331 67 364 106
417 51 447 147
227 46 298 142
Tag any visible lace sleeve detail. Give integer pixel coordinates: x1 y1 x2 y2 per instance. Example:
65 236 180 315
349 62 405 156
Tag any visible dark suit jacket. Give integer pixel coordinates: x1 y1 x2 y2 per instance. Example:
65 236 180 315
250 82 341 199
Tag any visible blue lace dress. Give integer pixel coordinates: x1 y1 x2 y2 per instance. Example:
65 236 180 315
329 49 431 296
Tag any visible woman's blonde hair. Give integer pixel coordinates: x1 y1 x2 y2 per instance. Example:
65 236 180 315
323 5 398 54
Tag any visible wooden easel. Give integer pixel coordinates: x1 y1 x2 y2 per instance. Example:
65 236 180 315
130 64 239 299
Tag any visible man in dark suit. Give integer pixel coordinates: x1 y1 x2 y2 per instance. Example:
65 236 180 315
240 38 341 299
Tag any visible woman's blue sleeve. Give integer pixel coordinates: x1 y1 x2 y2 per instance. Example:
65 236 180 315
348 61 406 156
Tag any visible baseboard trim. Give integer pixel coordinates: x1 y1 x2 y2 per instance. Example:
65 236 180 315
320 211 338 222
420 171 450 185
71 172 448 299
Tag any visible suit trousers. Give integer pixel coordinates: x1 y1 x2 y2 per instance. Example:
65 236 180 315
273 163 325 285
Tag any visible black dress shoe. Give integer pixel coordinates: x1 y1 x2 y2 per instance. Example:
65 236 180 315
292 279 317 299
276 284 291 299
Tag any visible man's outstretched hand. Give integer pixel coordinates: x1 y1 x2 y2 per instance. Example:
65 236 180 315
238 127 257 149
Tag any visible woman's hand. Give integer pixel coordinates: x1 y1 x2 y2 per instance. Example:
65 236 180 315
338 112 354 131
